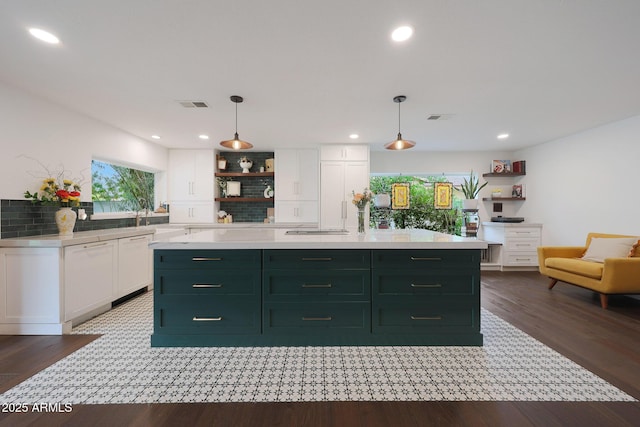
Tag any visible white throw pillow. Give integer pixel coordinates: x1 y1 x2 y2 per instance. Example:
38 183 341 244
581 237 638 263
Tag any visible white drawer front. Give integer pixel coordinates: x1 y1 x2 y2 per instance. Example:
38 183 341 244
505 238 540 252
504 252 539 266
505 228 541 238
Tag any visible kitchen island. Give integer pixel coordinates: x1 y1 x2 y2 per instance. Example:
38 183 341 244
150 229 488 347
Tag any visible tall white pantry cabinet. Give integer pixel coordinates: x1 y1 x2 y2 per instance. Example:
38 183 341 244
319 145 370 230
168 149 214 223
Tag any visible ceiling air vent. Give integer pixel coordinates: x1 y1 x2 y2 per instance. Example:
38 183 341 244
178 100 209 108
427 114 454 120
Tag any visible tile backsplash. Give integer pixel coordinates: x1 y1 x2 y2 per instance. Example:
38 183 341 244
0 200 169 239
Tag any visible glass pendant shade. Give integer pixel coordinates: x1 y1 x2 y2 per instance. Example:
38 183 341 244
220 96 253 150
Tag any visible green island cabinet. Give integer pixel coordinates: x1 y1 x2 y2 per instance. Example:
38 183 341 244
152 249 483 346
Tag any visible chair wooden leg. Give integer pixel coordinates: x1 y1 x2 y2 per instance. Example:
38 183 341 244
548 279 558 290
599 294 609 309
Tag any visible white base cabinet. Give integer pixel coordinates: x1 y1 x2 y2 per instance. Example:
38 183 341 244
0 248 64 334
64 240 117 322
0 230 154 335
169 202 214 224
481 223 542 271
117 234 153 299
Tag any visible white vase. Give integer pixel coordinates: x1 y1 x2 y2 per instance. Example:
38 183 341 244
239 160 253 173
462 199 478 210
374 193 391 208
55 207 77 236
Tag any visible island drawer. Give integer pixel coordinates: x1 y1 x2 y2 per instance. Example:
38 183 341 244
155 296 260 334
156 270 260 295
372 249 480 269
373 301 479 334
263 302 370 333
373 272 479 296
263 249 370 269
263 270 370 301
154 250 261 270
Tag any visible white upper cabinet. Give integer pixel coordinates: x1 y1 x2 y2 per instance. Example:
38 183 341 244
168 149 214 201
275 149 319 201
275 149 319 223
320 144 369 162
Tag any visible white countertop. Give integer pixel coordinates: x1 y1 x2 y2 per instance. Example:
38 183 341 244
149 228 488 250
0 226 157 248
481 222 542 227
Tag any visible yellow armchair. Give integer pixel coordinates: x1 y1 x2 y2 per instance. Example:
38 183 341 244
538 233 640 308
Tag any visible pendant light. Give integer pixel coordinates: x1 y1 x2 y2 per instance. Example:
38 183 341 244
220 95 253 150
385 95 416 150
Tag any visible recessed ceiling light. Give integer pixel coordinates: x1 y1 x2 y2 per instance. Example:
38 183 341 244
151 135 161 140
349 134 359 139
28 28 60 44
497 133 509 140
199 134 209 140
391 26 413 42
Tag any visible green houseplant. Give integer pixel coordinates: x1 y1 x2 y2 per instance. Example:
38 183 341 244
456 170 488 209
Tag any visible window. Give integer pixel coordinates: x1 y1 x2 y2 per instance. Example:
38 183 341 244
369 174 469 234
91 160 155 214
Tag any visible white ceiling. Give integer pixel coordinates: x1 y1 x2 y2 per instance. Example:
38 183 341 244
1 0 639 152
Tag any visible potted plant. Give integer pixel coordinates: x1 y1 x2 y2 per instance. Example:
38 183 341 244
456 170 488 210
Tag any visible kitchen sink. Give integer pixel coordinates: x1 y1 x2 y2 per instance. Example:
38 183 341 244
285 229 349 235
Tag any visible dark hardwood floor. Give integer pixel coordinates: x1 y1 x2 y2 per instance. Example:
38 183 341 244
1 271 639 426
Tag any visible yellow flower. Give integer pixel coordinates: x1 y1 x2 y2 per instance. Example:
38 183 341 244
45 178 55 184
63 179 73 186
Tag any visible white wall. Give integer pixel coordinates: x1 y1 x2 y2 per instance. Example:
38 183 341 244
515 115 640 246
0 81 168 202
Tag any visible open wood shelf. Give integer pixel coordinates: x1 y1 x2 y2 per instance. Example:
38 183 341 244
482 197 526 201
215 172 274 177
215 197 274 202
482 172 525 177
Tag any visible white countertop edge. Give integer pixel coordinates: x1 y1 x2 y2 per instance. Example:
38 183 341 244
148 229 488 250
149 241 488 250
0 226 157 248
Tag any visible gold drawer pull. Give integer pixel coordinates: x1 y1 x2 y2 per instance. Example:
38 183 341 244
301 257 333 261
193 316 222 321
192 284 223 288
411 315 443 321
411 283 442 288
410 257 442 261
192 257 222 261
301 283 332 288
302 316 332 321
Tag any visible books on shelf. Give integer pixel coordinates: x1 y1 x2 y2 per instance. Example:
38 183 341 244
512 160 526 173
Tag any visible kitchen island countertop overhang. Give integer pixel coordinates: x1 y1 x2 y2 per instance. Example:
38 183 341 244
149 228 489 250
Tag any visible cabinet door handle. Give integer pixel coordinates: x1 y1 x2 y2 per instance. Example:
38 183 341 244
301 283 332 288
410 257 442 261
193 316 222 321
411 283 442 288
341 201 347 219
301 257 332 261
192 257 223 261
192 284 223 288
83 242 109 249
302 316 332 321
411 315 443 321
294 181 300 195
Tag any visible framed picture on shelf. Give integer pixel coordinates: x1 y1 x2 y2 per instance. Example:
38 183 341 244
392 183 410 209
217 157 227 171
492 160 512 173
512 184 523 198
434 182 453 209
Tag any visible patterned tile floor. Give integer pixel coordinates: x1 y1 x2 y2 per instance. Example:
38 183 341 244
0 292 635 404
